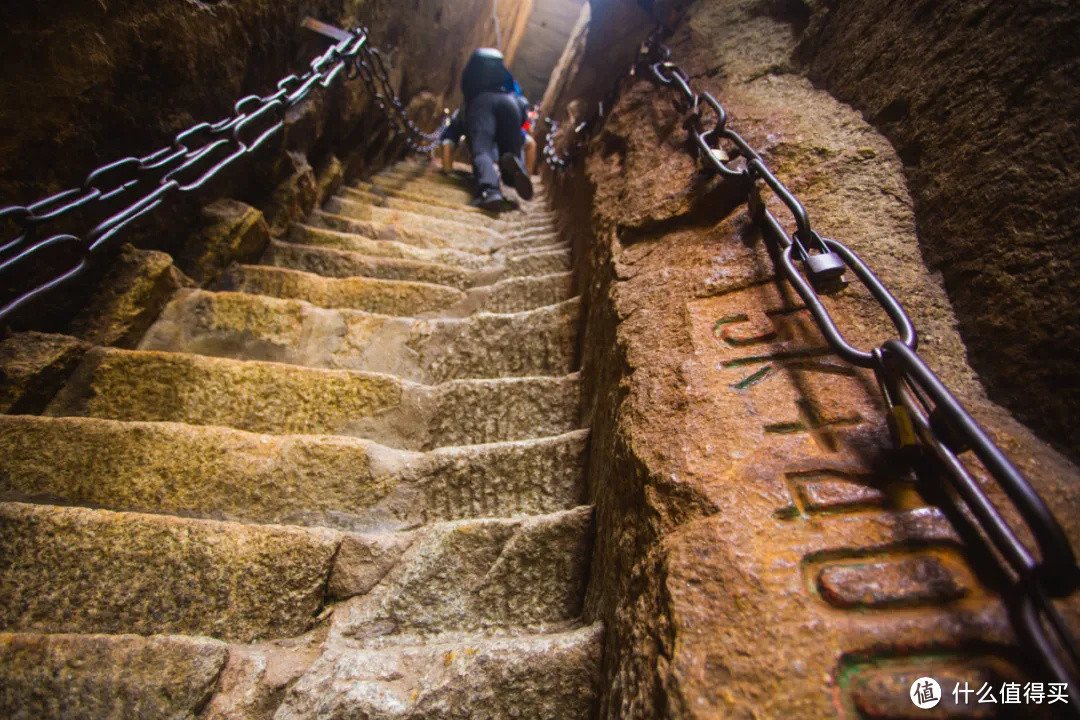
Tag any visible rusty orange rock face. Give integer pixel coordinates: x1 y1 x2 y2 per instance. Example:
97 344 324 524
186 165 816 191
548 0 1080 717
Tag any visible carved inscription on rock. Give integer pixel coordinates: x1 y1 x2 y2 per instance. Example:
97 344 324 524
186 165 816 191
679 281 1011 716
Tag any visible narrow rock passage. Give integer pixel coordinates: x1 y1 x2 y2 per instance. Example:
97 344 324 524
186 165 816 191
0 160 601 718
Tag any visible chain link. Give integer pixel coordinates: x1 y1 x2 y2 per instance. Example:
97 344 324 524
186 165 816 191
0 24 445 323
542 27 1080 706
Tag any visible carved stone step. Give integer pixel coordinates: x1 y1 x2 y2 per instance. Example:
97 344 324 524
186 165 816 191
505 246 573 276
373 166 550 204
275 624 602 720
0 501 339 642
0 632 229 720
358 179 488 211
0 500 593 646
506 223 562 239
459 271 574 314
221 265 467 316
308 208 492 253
265 237 571 286
509 240 571 258
288 222 495 266
0 414 588 532
264 238 477 288
327 192 558 248
499 230 562 251
46 348 582 449
340 186 558 235
341 186 509 230
375 161 549 197
369 172 476 204
278 230 573 280
305 210 565 256
223 264 575 316
357 180 555 220
140 290 579 381
323 196 504 251
327 506 593 636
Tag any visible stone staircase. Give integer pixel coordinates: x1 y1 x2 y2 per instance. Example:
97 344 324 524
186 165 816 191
0 160 601 719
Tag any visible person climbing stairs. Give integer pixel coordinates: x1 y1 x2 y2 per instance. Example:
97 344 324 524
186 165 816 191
0 158 601 718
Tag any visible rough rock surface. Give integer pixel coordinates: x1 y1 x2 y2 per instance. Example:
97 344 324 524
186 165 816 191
0 415 588 533
797 0 1080 460
139 289 578 382
264 152 318 235
276 625 603 720
0 332 90 414
46 346 581 449
0 633 228 720
179 199 271 285
0 502 339 642
68 244 193 348
542 0 1080 717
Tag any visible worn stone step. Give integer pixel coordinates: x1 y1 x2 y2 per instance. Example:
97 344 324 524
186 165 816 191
265 237 570 287
0 499 592 642
503 227 560 244
357 180 552 219
224 264 575 317
0 414 588 532
285 227 574 278
507 220 561 236
323 196 504 252
499 238 570 258
376 161 549 199
341 186 507 230
336 190 558 246
289 222 493 266
496 234 570 254
46 348 581 450
374 167 550 205
369 173 476 204
275 624 601 720
0 501 339 642
306 208 558 257
264 238 477 288
459 271 575 314
140 290 578 381
0 632 229 720
221 264 467 317
341 185 558 236
328 506 592 637
505 245 573 275
308 208 491 253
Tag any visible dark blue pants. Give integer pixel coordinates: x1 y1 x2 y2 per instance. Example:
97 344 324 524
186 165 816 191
465 91 524 194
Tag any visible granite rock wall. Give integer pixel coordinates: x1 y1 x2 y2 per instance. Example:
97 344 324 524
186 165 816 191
542 0 1080 715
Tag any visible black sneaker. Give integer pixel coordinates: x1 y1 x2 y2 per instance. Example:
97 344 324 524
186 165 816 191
499 152 534 201
470 188 505 211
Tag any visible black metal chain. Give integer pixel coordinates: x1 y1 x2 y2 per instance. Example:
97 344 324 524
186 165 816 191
541 119 572 172
636 32 1080 708
351 40 447 155
0 24 445 324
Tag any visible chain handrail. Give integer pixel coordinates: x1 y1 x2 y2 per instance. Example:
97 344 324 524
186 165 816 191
550 28 1080 708
0 22 445 324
